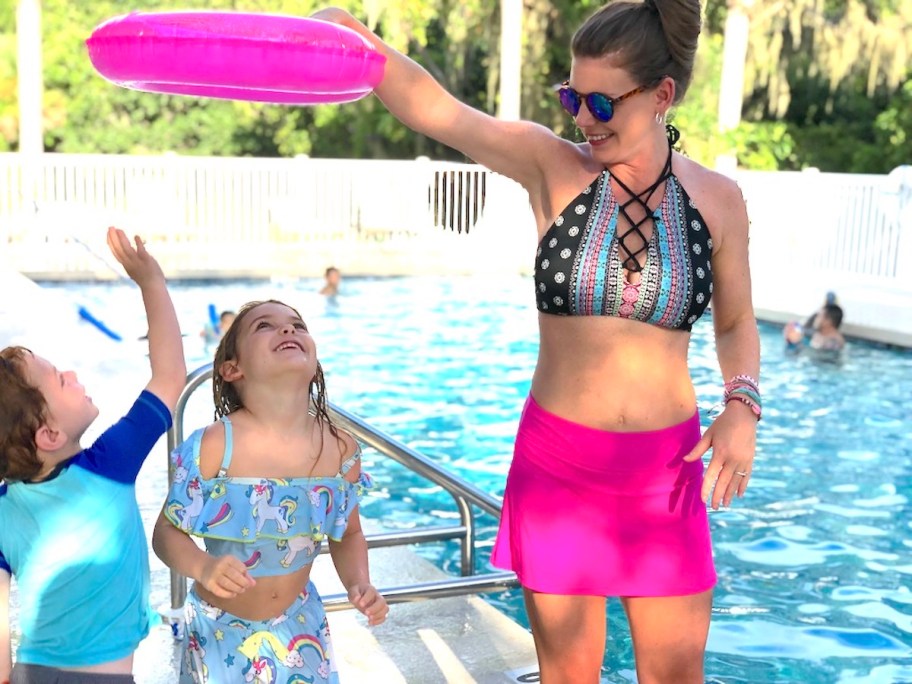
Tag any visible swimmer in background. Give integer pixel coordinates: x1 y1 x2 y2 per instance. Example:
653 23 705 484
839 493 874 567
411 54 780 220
784 292 844 353
201 310 236 346
319 267 342 297
803 291 838 334
783 320 805 352
809 303 845 352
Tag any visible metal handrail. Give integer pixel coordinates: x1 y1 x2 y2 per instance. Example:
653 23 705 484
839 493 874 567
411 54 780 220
166 363 518 614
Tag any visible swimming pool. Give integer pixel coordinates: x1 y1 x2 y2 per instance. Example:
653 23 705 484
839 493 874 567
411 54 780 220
19 275 912 683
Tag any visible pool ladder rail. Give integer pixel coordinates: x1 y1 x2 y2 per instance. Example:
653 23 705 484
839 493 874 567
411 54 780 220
166 364 518 611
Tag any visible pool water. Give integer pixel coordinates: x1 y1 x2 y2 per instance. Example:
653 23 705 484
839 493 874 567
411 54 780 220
19 276 912 683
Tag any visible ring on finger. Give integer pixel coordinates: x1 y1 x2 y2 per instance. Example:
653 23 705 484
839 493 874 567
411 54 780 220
735 470 749 477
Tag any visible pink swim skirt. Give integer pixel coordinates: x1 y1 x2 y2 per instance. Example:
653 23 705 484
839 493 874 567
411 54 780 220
491 395 716 597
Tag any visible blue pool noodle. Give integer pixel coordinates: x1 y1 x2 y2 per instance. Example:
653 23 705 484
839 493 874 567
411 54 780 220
77 305 122 341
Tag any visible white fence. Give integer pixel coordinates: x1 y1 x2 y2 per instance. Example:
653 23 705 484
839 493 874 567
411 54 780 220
0 153 529 278
1 153 909 344
738 167 912 344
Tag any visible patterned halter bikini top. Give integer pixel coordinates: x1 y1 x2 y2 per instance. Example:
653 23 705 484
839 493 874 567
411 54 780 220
534 142 714 332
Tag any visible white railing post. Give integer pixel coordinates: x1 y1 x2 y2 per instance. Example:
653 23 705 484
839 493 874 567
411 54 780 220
887 165 912 284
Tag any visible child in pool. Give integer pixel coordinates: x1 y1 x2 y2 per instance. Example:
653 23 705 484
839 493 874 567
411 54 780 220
0 227 186 684
201 309 236 346
152 299 388 683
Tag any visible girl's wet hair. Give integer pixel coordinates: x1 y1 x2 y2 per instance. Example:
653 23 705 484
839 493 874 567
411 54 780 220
211 299 341 447
572 0 702 104
0 346 48 482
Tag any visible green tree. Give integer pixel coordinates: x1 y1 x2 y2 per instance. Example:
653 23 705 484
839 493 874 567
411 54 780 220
40 0 323 155
733 0 912 171
2 0 909 171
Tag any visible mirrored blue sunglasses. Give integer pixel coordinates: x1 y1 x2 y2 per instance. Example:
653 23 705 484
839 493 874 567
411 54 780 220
557 81 647 122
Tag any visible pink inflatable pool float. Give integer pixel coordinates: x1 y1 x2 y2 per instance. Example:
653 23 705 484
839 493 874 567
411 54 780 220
86 11 386 105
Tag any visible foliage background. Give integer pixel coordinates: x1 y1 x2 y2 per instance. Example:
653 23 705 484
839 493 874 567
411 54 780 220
0 0 908 172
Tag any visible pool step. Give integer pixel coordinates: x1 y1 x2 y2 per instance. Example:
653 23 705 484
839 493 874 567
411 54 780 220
134 545 539 683
308 545 539 683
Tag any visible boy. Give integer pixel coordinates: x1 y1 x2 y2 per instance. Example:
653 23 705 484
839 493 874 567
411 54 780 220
0 227 186 684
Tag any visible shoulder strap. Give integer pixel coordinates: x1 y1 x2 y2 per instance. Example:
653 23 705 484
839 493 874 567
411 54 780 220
217 416 234 478
339 444 362 476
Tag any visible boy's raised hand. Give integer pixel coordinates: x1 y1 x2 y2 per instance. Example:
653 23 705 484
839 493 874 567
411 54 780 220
106 226 164 287
105 225 186 409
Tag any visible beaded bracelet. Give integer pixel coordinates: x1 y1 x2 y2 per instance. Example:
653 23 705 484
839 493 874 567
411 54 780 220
724 374 759 394
727 373 759 386
726 393 762 420
723 375 762 421
728 386 760 403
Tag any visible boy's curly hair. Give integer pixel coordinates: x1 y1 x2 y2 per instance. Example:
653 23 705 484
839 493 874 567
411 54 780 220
0 346 47 482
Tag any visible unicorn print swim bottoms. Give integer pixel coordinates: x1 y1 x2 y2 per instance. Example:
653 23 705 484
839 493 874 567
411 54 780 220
179 581 338 683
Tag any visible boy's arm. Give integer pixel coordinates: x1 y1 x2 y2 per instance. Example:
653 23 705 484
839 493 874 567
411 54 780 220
152 510 254 599
78 228 186 483
0 569 11 682
106 227 187 411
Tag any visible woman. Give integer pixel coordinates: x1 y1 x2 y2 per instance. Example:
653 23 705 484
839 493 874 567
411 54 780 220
315 2 760 682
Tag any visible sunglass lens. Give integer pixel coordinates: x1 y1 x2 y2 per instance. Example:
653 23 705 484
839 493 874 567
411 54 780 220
588 93 614 122
558 88 581 117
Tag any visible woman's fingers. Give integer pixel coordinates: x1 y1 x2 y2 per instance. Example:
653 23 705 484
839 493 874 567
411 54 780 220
683 430 712 463
706 462 752 509
734 467 751 498
725 473 742 506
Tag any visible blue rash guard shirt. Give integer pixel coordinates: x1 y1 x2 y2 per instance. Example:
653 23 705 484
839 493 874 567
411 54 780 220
0 390 172 667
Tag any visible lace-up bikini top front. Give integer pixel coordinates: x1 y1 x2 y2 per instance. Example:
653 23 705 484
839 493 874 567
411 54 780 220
534 152 714 332
164 416 372 578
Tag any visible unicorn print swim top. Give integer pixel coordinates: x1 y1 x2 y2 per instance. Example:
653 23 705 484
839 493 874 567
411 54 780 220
164 416 371 578
534 169 714 332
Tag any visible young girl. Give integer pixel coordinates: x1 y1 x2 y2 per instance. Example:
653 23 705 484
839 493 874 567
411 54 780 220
152 299 388 683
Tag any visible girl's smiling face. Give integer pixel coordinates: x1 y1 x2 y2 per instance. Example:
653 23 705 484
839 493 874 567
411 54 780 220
231 302 317 379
